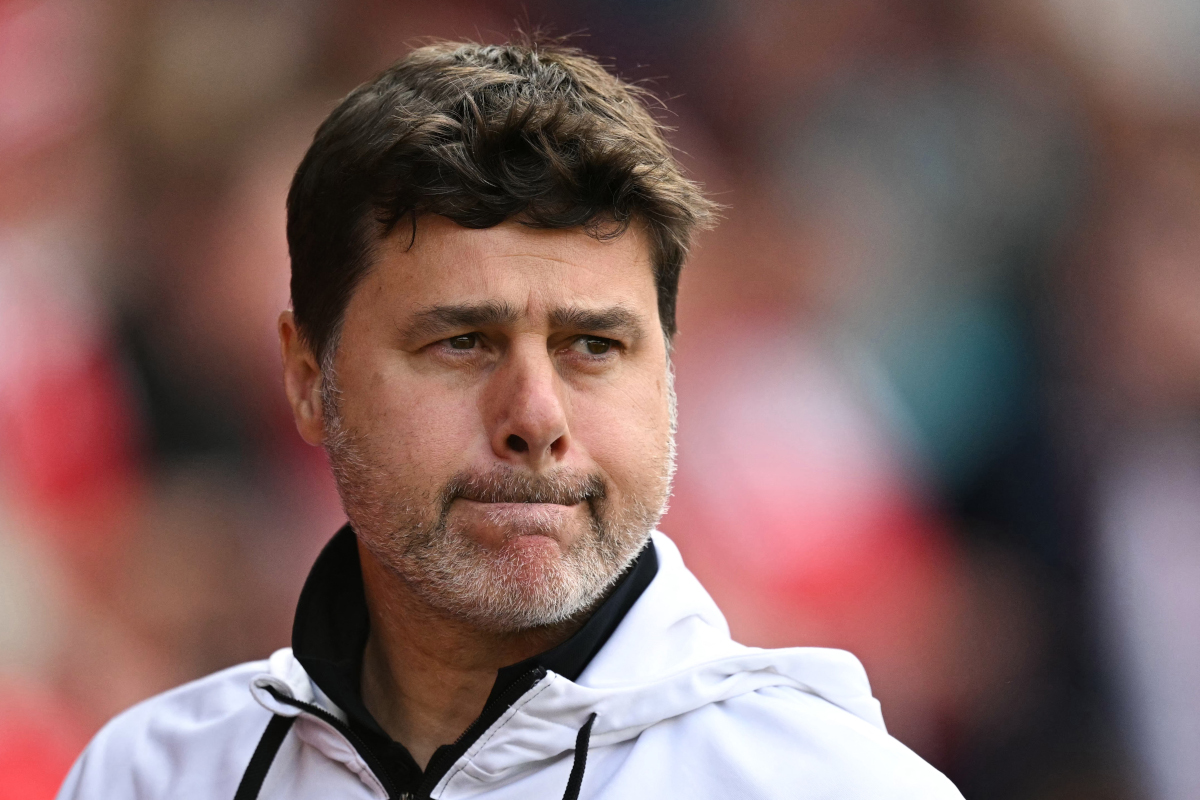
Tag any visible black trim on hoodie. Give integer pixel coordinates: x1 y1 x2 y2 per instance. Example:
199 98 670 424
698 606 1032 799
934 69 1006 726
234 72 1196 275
234 714 296 800
291 524 658 798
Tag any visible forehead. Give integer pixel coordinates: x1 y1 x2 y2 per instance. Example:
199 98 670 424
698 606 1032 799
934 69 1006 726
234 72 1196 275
360 216 657 316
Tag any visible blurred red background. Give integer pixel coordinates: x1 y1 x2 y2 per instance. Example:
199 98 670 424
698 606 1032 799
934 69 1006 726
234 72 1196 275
3 1 1199 798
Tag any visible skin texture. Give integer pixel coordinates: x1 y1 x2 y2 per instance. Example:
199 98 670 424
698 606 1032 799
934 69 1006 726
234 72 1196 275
279 216 674 768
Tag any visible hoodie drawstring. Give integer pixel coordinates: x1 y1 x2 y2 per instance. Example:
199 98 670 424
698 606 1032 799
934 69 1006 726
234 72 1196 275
235 714 295 800
239 709 598 800
561 712 597 800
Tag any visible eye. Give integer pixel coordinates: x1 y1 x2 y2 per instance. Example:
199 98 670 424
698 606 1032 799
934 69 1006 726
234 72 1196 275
447 333 478 350
569 336 616 357
584 338 611 355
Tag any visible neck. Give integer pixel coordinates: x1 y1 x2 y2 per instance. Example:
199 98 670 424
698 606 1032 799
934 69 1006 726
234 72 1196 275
356 539 581 770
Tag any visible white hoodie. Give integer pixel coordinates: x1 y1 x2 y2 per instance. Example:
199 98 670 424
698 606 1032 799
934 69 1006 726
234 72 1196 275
57 532 963 799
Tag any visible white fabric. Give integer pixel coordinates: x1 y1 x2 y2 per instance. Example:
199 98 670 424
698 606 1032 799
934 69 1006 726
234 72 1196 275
57 531 963 799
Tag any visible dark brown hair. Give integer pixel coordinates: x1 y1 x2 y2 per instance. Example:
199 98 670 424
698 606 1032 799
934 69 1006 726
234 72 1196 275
286 39 715 362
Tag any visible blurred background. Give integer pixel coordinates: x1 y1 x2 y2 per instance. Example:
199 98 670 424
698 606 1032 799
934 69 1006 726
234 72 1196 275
1 0 1199 797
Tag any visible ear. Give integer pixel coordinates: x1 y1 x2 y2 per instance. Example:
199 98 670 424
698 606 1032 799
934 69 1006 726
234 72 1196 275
279 310 327 446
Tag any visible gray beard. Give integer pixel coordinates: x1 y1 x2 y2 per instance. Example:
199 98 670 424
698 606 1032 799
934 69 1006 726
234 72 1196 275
320 371 671 633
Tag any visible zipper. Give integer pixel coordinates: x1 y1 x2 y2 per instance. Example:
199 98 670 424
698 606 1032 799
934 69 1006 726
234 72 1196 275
416 665 548 798
263 685 402 800
266 668 548 800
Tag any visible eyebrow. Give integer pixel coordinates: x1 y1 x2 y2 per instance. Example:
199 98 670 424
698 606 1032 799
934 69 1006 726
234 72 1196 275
550 305 646 342
400 301 648 343
401 301 521 342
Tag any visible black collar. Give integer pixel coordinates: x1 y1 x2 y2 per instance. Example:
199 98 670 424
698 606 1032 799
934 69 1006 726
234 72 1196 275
291 524 658 793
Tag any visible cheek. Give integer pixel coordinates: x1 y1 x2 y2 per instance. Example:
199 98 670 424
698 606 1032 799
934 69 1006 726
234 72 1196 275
571 375 672 487
344 359 483 479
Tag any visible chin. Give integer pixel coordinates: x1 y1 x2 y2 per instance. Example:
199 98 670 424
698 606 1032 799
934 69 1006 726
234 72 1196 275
494 530 569 562
402 520 623 632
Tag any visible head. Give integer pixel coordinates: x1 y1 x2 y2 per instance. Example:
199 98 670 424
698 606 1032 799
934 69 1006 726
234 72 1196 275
279 40 714 632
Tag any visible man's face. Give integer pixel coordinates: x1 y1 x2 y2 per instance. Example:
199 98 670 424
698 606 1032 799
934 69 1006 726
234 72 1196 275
311 216 674 631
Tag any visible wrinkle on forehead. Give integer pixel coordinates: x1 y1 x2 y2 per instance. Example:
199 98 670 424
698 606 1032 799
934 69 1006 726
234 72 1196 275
357 217 660 341
392 216 651 269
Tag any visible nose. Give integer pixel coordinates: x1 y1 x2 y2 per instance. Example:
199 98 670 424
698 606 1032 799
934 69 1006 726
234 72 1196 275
484 338 571 470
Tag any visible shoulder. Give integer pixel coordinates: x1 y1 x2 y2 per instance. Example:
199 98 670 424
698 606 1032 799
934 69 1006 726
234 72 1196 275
58 660 274 800
656 685 963 800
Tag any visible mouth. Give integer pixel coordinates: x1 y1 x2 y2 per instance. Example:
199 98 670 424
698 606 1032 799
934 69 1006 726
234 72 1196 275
456 499 582 534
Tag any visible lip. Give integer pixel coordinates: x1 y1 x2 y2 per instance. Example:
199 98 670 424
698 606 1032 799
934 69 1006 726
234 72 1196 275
464 501 576 509
457 499 580 526
458 500 578 511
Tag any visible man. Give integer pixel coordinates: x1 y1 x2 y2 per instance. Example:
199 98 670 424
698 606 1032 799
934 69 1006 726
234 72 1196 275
59 40 963 799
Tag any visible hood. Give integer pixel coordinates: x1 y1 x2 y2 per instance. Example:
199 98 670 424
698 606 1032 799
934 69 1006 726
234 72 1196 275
434 532 884 793
251 532 884 795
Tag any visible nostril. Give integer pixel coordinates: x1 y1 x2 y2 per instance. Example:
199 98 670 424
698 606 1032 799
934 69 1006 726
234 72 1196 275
507 434 529 453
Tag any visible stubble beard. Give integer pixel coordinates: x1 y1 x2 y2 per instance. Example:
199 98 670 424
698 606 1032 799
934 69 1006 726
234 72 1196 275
319 363 675 633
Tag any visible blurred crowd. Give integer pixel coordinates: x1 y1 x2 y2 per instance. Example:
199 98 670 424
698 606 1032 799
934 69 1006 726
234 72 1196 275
1 1 1198 798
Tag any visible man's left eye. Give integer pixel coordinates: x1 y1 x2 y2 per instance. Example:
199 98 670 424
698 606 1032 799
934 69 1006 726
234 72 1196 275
576 337 613 355
447 334 478 350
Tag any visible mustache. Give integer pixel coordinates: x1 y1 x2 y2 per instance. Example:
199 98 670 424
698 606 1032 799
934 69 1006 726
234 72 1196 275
441 467 607 507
